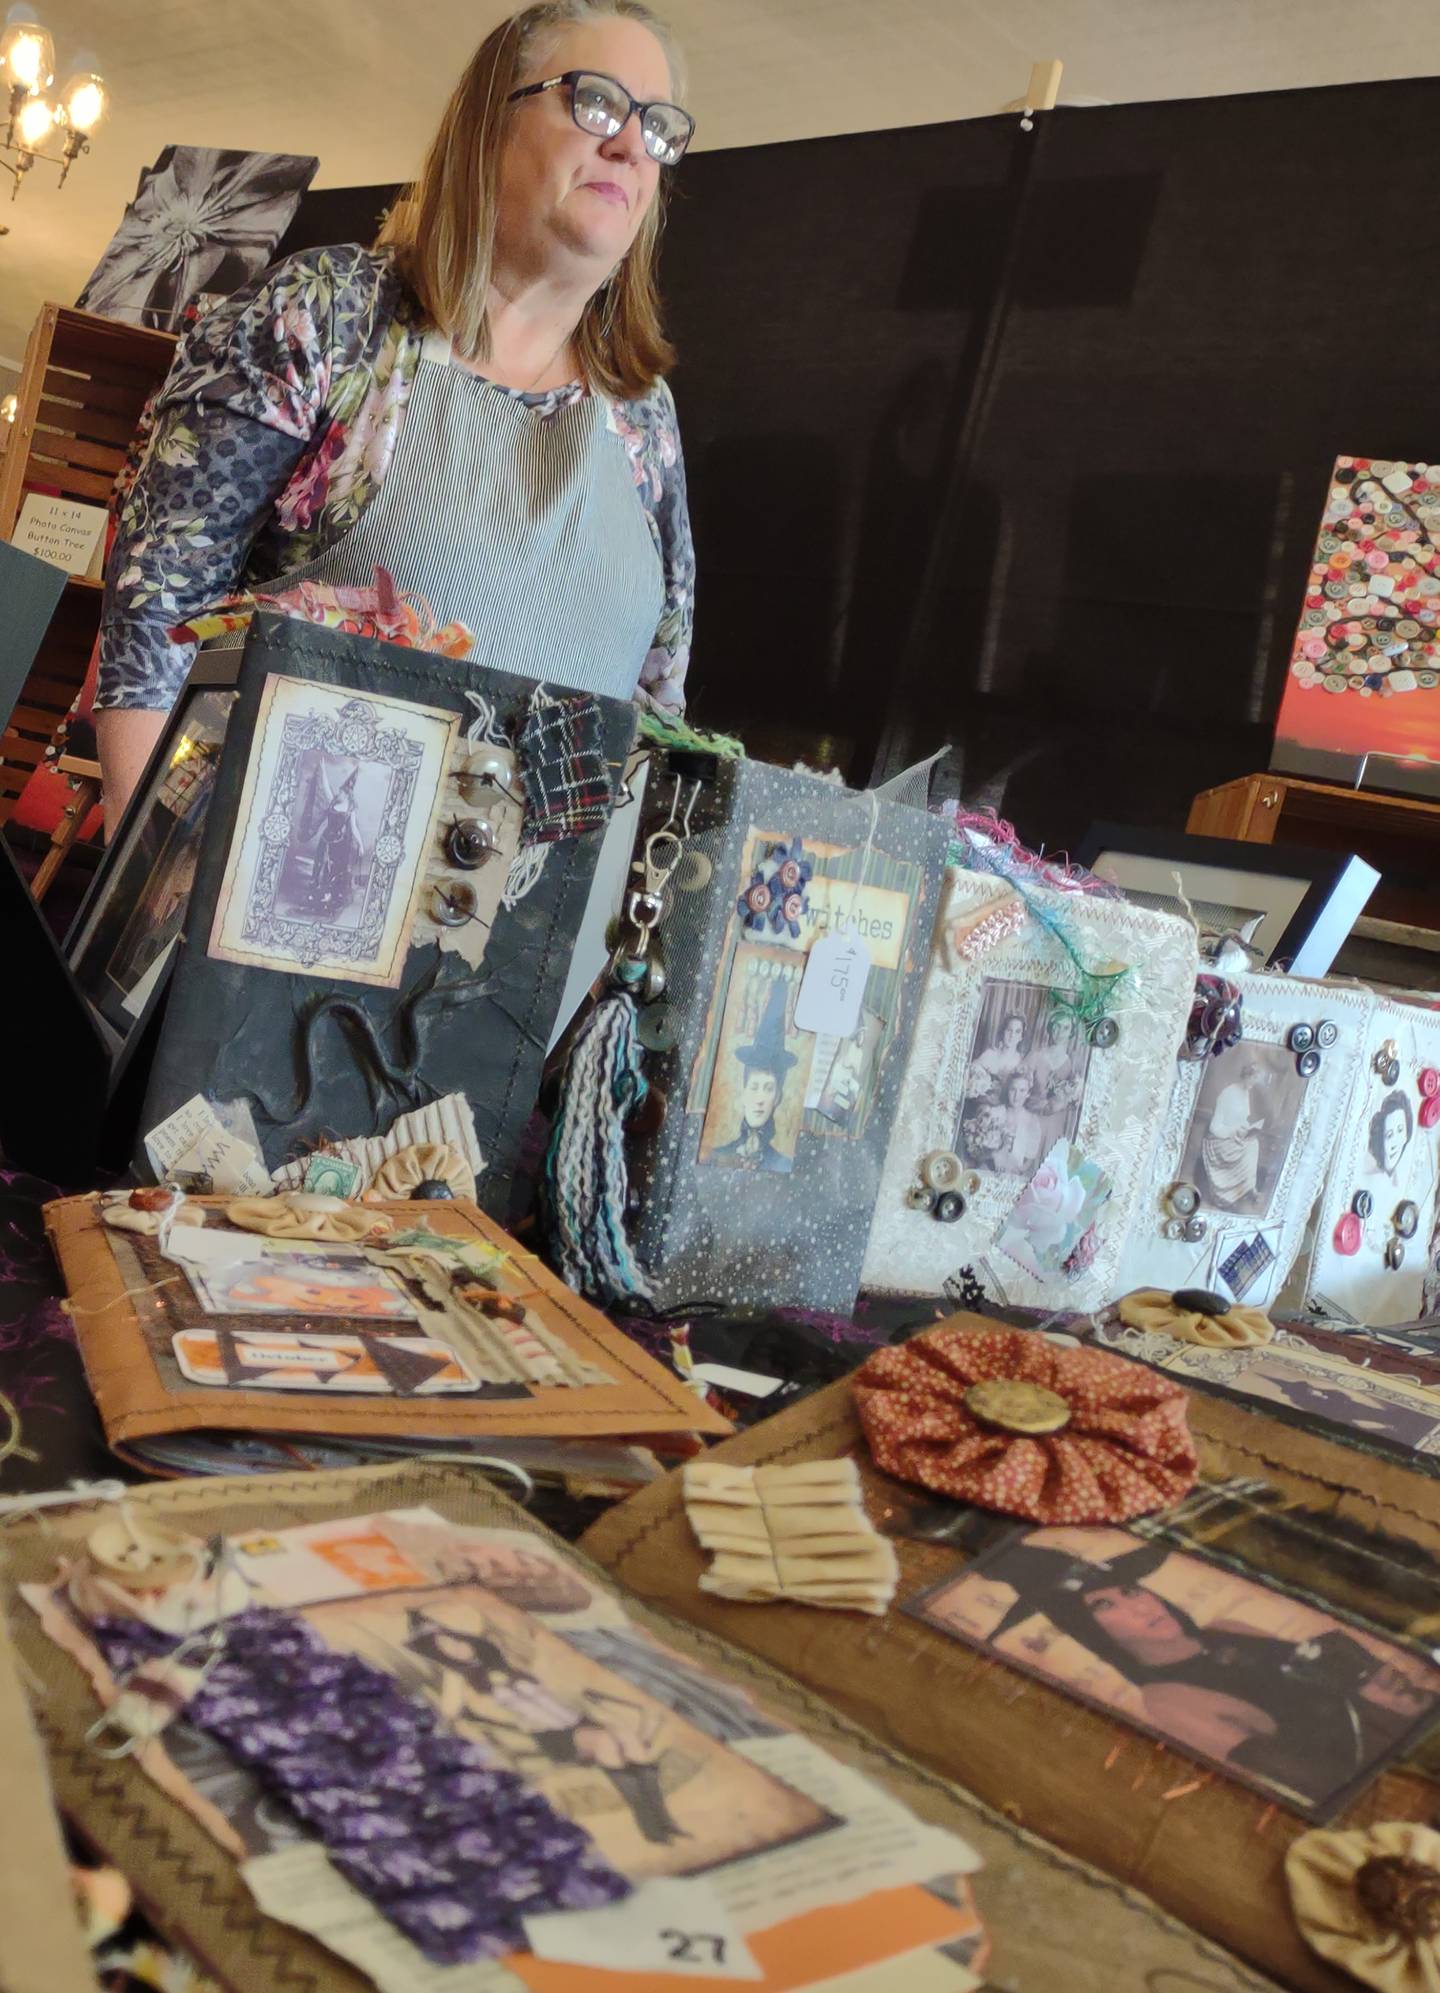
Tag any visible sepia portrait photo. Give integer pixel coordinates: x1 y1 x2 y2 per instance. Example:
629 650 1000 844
955 979 1090 1178
1177 1042 1308 1221
209 675 456 986
698 944 814 1174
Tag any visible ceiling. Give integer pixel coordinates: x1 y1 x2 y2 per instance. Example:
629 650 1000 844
3 0 1440 377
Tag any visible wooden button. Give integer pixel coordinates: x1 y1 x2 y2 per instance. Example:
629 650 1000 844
964 1379 1071 1436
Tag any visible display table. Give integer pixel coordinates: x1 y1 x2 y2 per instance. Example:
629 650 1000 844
582 1350 1440 1992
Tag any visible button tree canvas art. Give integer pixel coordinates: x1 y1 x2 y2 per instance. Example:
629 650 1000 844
1272 456 1440 791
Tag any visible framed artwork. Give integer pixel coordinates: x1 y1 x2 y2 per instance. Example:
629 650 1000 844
1298 995 1440 1329
1116 972 1374 1312
66 661 239 1063
207 674 457 987
1075 825 1379 976
1270 455 1440 801
861 869 1197 1309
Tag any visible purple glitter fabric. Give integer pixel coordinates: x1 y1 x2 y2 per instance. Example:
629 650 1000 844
90 1609 629 1963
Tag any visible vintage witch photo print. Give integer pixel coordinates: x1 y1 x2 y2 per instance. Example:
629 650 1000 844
209 675 456 986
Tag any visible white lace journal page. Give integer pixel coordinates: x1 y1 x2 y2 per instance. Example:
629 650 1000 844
1115 972 1375 1314
1298 993 1440 1328
860 869 1196 1307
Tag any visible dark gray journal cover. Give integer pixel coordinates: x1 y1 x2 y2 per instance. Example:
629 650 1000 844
137 613 635 1215
628 755 950 1312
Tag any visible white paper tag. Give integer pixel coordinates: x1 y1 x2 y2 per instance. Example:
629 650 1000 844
793 932 869 1038
523 1879 760 1980
692 1362 784 1400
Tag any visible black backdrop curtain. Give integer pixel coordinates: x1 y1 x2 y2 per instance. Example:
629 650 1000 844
276 75 1440 850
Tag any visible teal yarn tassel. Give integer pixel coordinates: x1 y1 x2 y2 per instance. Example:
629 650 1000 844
544 990 655 1305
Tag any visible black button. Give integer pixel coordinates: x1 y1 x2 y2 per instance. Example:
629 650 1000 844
1316 1020 1339 1049
1394 1200 1420 1240
933 1190 967 1222
1288 1023 1316 1054
412 1179 456 1200
1351 1189 1374 1219
1296 1047 1322 1078
1379 1056 1402 1087
1385 1237 1406 1271
1089 1017 1119 1049
1172 1287 1229 1315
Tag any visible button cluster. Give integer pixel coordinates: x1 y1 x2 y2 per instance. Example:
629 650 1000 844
906 1151 979 1221
1287 1019 1337 1077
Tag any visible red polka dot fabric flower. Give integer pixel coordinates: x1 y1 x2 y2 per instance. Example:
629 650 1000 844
852 1325 1198 1525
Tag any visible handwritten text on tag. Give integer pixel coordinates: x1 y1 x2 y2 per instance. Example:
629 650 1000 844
793 931 870 1038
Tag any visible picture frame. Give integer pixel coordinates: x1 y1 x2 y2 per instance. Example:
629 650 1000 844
65 650 240 1075
1074 824 1380 977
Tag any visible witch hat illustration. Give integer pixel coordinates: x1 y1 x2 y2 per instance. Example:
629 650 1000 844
735 975 797 1077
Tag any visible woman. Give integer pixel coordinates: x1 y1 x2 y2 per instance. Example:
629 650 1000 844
996 1067 1042 1177
986 1540 1385 1804
95 1 695 834
713 980 796 1173
1200 1057 1270 1210
1367 1089 1414 1184
1030 1010 1082 1151
404 1611 687 1845
968 1012 1028 1097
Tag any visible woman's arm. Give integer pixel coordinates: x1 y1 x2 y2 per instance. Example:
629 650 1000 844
621 378 694 715
95 248 382 824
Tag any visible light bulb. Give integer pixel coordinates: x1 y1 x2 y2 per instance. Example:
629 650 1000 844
1 22 54 92
15 90 52 147
61 70 104 133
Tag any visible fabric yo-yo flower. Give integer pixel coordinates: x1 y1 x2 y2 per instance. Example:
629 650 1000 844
852 1325 1197 1525
1117 1287 1274 1348
1286 1822 1440 1993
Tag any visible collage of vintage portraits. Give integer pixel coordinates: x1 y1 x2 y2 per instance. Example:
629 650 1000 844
690 829 923 1179
863 872 1199 1308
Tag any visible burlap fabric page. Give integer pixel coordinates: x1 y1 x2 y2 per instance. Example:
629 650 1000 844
2 1461 1278 1993
0 1599 98 1993
45 1194 730 1454
582 1325 1440 1993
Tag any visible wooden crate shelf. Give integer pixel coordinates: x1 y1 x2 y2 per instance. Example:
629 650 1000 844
0 305 175 828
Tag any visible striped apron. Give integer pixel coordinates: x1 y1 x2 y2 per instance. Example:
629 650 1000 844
257 330 665 701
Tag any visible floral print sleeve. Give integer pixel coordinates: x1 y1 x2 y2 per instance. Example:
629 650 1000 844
609 377 694 715
97 245 414 710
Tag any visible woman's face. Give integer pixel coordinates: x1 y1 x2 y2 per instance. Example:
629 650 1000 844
1001 1017 1025 1052
500 19 669 278
1083 1584 1195 1664
1005 1073 1030 1107
1380 1105 1408 1174
741 1068 779 1129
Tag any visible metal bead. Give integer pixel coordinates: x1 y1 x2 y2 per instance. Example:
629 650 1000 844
641 955 668 1004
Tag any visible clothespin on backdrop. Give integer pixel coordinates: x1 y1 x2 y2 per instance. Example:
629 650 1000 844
1002 59 1063 132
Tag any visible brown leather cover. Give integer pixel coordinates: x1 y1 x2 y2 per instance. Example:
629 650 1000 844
0 1461 1282 1993
581 1328 1440 1993
44 1193 730 1451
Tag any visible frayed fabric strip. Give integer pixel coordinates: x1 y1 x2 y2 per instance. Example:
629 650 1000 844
89 1610 628 1965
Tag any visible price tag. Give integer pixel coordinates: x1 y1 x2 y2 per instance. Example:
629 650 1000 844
792 931 869 1038
522 1878 760 1980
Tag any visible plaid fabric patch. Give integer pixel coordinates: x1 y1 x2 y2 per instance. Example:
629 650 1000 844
1219 1231 1276 1301
517 688 613 843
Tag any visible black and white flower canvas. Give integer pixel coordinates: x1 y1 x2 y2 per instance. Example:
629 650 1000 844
76 146 319 330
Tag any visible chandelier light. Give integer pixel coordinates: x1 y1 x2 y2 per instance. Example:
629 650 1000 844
1 12 107 200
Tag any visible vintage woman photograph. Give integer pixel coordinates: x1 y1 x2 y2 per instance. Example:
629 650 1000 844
956 979 1089 1177
1177 1042 1307 1220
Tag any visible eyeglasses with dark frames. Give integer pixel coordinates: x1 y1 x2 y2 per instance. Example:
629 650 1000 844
508 69 694 166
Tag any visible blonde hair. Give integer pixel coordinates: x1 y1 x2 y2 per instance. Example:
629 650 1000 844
378 0 681 397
